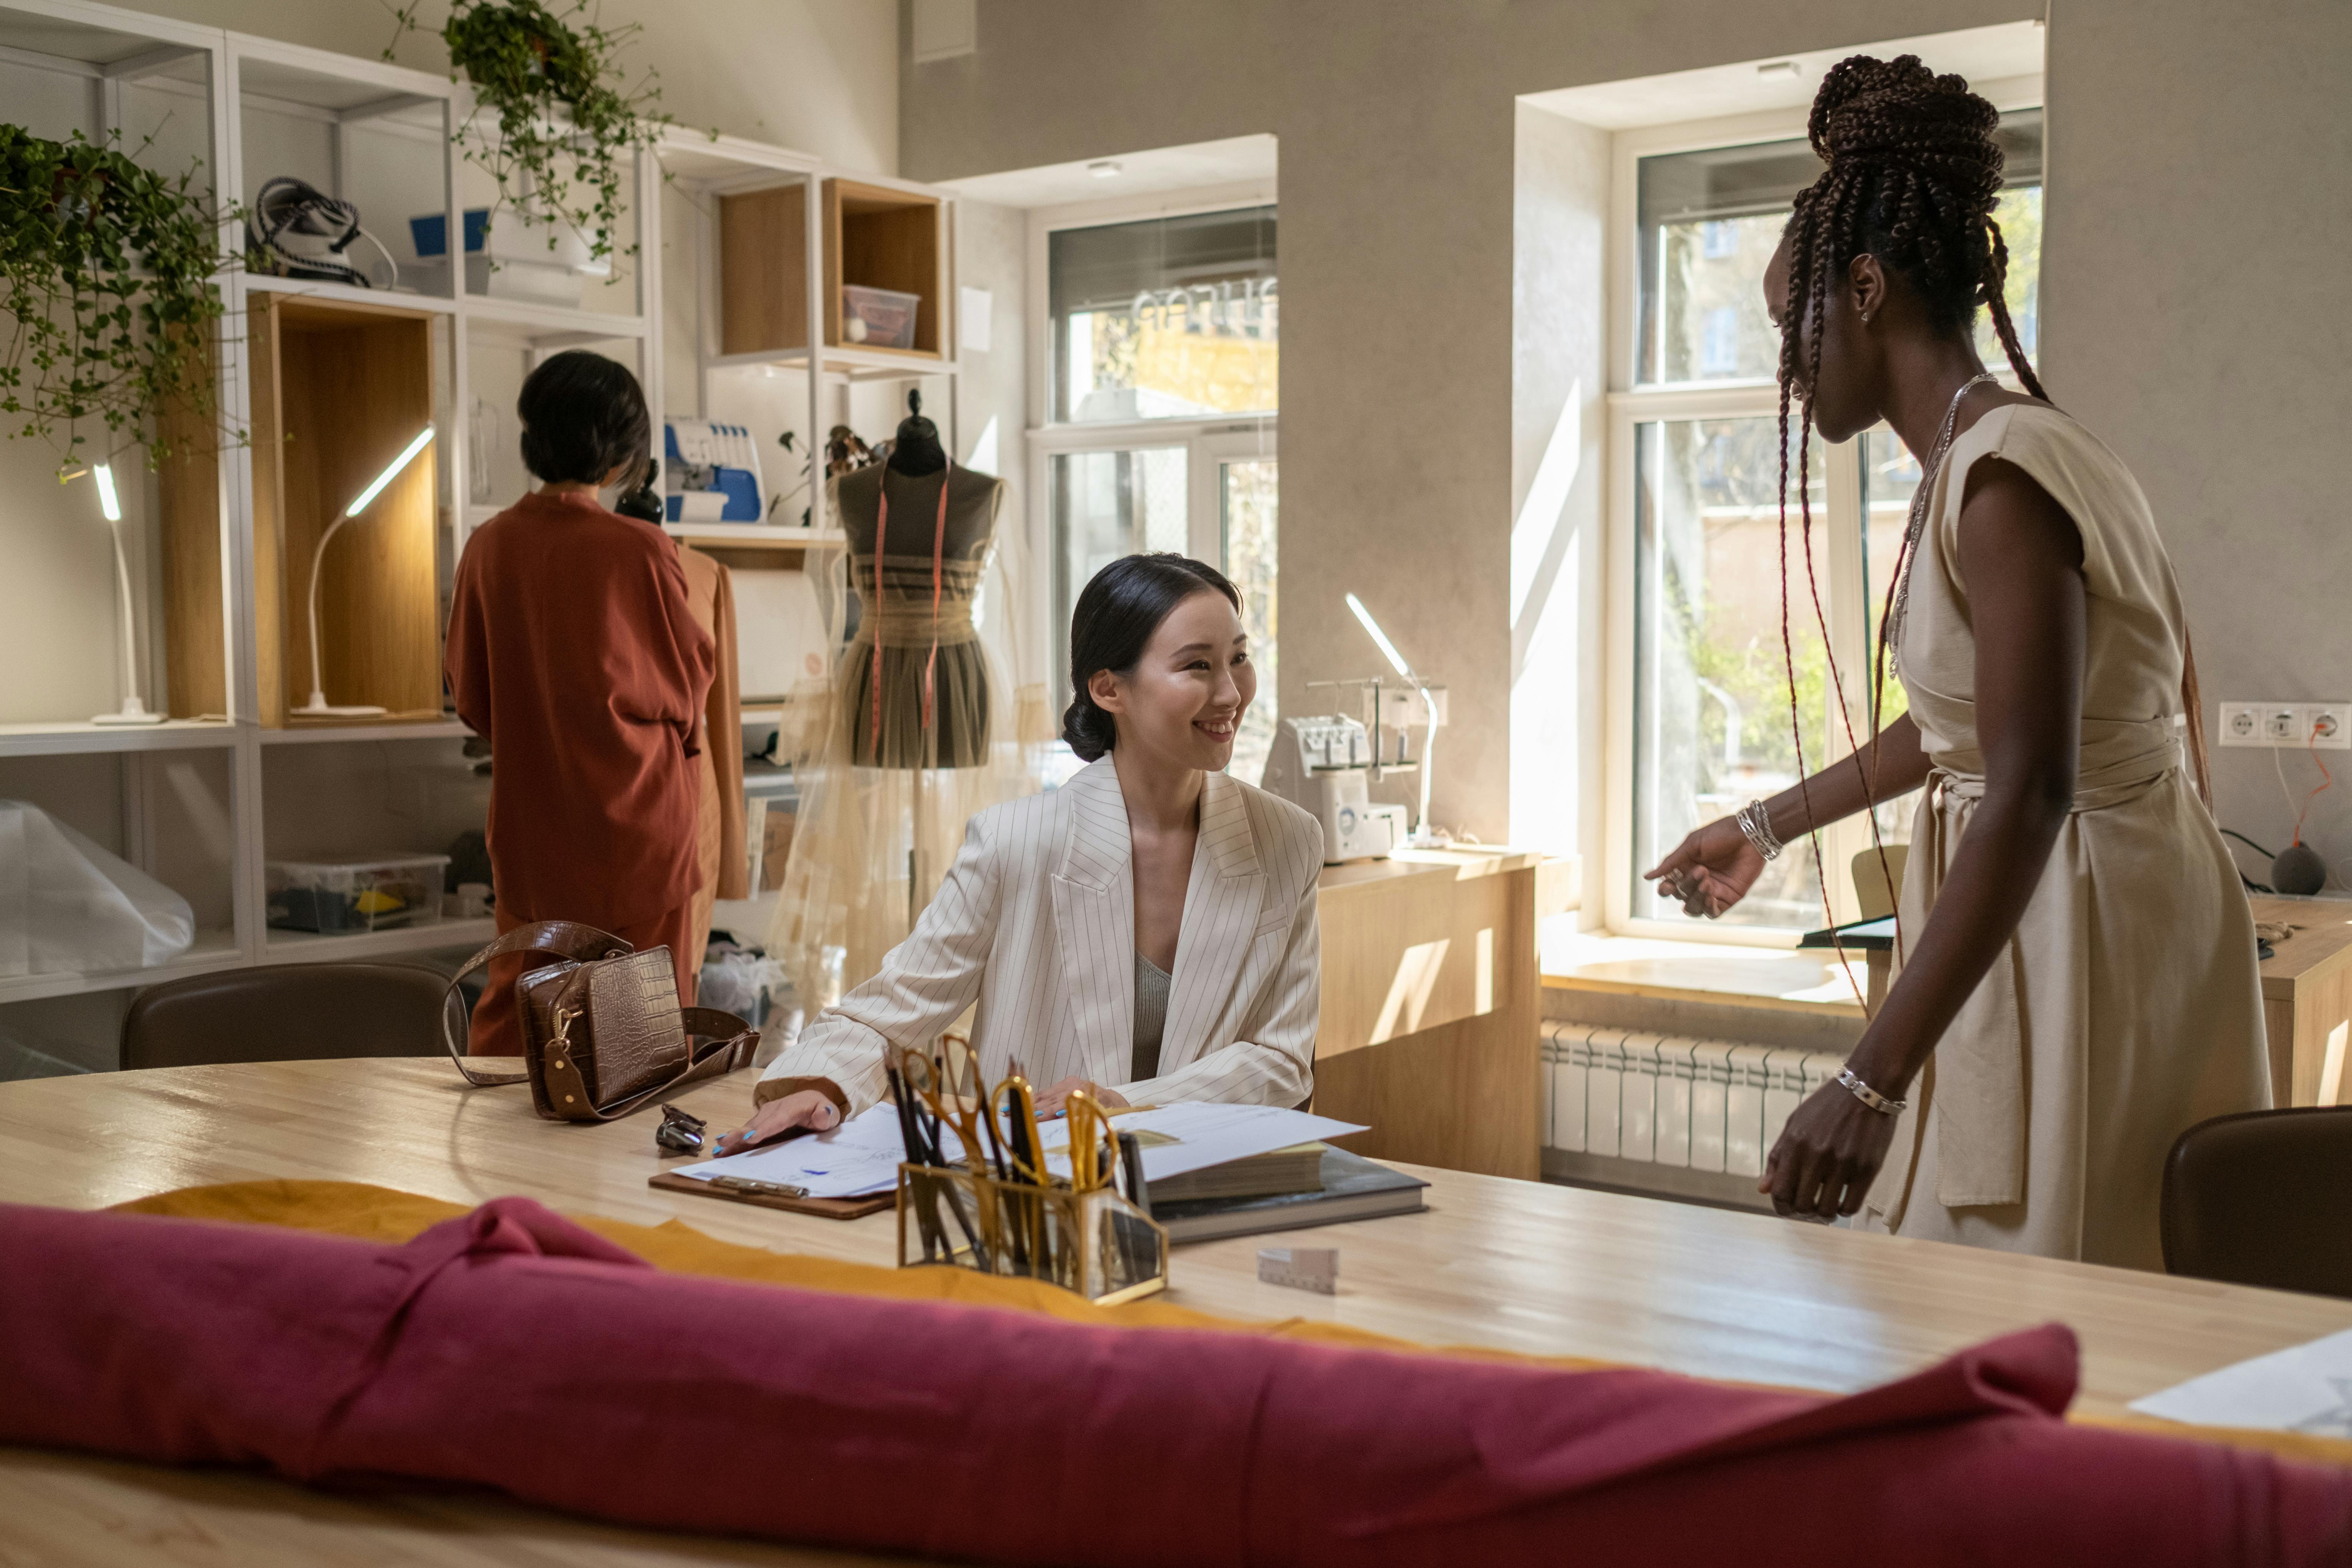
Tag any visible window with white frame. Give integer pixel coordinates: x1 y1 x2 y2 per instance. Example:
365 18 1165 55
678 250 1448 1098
1607 102 2042 940
1034 200 1281 785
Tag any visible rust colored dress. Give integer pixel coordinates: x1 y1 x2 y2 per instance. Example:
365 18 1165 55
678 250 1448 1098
678 544 747 967
445 489 714 1052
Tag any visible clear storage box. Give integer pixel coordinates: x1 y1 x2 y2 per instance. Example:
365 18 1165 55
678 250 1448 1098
841 284 920 350
266 855 450 934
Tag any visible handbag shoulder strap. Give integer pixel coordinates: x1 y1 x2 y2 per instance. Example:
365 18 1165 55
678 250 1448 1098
442 921 635 1086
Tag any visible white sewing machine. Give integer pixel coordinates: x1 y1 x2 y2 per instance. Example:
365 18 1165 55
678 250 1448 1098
1259 715 1409 864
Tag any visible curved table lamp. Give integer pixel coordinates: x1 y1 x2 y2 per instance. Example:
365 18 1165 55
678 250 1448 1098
295 426 435 719
89 462 165 727
1345 592 1445 848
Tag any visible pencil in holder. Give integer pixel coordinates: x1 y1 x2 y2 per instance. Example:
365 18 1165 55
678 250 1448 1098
896 1163 1169 1307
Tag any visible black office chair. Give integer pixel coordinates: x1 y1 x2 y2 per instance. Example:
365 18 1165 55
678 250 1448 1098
2161 1107 2352 1299
120 962 449 1071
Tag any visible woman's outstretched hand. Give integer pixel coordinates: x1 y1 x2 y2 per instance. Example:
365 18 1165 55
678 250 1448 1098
712 1087 841 1156
1760 1081 1900 1221
1643 816 1767 919
1031 1077 1129 1119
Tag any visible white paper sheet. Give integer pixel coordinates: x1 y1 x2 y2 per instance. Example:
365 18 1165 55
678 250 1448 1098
672 1104 912 1198
959 285 992 353
1031 1102 1366 1184
2128 1326 2352 1435
673 1100 1367 1199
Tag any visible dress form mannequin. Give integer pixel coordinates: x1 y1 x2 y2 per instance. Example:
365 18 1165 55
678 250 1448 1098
770 392 1045 1009
828 393 1006 768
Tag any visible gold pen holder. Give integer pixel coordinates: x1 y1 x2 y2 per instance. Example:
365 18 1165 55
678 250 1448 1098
896 1164 1169 1307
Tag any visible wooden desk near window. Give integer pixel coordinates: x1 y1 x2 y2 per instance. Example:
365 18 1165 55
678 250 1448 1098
1312 847 1542 1180
2251 894 2352 1107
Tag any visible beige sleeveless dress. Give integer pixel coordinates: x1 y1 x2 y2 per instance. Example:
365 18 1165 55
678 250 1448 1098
1858 403 2269 1270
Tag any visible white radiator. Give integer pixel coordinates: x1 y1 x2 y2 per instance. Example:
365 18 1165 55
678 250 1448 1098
1540 1024 1851 1178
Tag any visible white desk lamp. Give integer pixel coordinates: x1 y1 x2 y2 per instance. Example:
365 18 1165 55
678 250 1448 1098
296 426 435 718
1345 592 1445 848
89 462 165 726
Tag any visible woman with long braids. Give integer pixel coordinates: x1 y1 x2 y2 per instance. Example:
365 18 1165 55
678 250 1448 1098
1644 56 2266 1267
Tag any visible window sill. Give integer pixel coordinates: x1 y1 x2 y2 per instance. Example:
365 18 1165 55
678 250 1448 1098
1540 925 1866 1016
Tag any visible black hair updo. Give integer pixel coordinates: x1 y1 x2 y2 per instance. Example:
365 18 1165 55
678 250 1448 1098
1061 553 1243 762
517 349 652 486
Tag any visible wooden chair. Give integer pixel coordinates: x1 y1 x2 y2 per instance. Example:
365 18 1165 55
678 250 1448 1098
1850 844 1909 921
2161 1107 2352 1299
120 963 448 1071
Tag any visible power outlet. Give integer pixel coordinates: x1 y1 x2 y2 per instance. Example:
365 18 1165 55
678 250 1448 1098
2218 701 2352 749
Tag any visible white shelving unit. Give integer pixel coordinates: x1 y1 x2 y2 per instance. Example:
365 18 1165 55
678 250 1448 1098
263 916 497 964
0 1 971 1039
260 720 473 747
642 126 962 540
0 930 245 1008
660 524 850 553
0 721 240 760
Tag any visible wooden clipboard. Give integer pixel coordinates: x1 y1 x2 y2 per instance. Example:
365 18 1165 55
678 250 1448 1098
649 1167 895 1221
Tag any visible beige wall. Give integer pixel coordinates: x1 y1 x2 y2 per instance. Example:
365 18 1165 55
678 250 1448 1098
123 0 901 173
1511 101 1609 869
906 0 2352 874
2041 0 2352 867
901 0 2030 840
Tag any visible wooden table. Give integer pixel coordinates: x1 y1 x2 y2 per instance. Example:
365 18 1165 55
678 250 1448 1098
2251 893 2352 1106
5 1059 2350 1566
1314 847 1541 1178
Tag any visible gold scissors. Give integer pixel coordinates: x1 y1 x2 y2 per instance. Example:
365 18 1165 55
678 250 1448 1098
902 1038 990 1177
1064 1089 1113 1193
990 1071 1050 1187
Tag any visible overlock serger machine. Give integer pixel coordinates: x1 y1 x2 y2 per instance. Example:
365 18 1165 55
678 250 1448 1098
1260 715 1411 864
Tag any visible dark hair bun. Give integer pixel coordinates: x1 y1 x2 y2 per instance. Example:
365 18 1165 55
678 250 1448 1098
517 349 652 486
1061 697 1118 762
1062 553 1244 763
1809 54 2003 217
1783 52 2042 396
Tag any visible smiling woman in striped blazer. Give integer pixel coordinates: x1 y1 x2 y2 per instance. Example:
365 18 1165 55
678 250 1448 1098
717 554 1324 1152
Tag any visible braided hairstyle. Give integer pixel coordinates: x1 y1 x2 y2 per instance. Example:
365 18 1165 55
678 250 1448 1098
1772 56 2042 991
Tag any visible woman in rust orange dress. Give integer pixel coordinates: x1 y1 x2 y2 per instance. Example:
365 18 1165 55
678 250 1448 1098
444 350 713 1052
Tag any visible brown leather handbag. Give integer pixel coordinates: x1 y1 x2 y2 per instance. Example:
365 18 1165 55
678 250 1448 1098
441 921 760 1122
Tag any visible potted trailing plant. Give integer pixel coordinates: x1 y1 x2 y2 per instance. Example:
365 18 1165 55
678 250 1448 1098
0 124 228 470
387 0 671 267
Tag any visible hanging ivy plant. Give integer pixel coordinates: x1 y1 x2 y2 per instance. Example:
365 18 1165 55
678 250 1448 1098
0 124 228 470
387 0 671 266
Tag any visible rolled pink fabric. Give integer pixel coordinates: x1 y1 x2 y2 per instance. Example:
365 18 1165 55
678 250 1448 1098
2 1198 2345 1565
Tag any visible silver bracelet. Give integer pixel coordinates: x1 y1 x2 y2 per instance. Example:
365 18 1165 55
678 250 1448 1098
1735 799 1783 862
1835 1067 1906 1117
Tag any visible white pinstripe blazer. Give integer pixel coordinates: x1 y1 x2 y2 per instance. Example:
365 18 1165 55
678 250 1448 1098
755 755 1323 1118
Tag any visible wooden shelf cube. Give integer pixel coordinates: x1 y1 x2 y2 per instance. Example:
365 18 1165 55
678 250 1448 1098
719 178 944 362
717 182 809 358
246 295 442 727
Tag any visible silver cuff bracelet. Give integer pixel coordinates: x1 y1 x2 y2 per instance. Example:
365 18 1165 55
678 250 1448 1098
1835 1067 1905 1117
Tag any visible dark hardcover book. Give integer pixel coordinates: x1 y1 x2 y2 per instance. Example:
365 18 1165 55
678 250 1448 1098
1150 1146 1429 1244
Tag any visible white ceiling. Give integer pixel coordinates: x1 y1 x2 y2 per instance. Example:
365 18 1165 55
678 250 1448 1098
1521 20 2045 130
939 133 1276 211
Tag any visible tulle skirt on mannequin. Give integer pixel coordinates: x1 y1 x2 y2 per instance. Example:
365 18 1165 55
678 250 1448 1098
765 524 1053 1011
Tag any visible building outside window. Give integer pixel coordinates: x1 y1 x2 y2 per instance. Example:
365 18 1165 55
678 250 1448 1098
1608 104 2042 939
1035 201 1281 785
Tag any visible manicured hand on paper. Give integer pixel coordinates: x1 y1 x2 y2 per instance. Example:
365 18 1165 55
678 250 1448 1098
714 1087 841 1155
1031 1077 1128 1120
